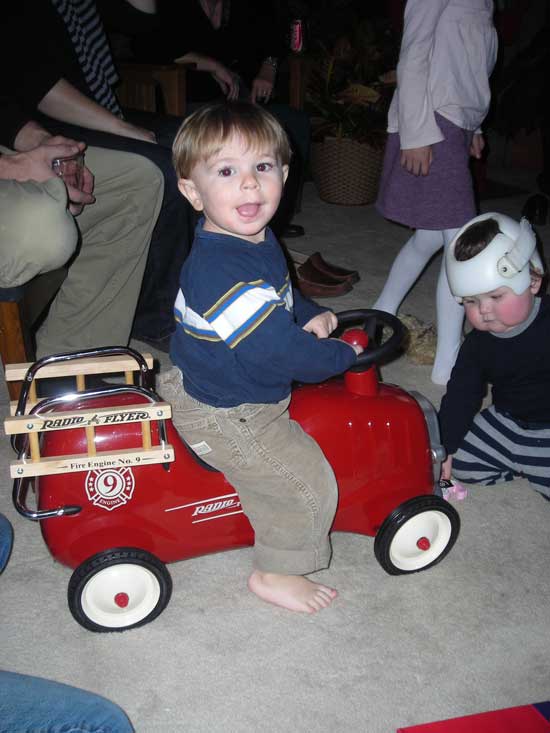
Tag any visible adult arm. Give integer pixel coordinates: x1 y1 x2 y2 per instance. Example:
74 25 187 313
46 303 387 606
250 61 277 104
173 52 240 100
232 0 282 102
37 80 156 143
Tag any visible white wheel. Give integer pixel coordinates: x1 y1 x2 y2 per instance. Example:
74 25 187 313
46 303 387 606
389 510 452 572
374 496 460 575
68 549 172 632
81 563 161 628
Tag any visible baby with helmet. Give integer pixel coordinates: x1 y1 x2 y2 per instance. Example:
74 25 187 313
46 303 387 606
439 212 550 499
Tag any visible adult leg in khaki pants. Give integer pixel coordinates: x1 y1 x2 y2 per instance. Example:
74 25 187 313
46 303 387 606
0 170 77 289
36 147 164 355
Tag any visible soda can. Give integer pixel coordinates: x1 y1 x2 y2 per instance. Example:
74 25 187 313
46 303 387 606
290 19 303 53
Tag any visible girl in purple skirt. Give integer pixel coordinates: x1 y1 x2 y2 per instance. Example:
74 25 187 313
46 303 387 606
374 0 498 384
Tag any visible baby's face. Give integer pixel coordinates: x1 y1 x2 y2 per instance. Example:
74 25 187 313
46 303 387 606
462 282 539 333
178 132 288 244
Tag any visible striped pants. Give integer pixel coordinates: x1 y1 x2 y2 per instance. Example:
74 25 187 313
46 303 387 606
452 406 550 498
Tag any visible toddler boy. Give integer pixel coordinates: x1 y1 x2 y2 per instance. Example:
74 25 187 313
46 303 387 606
439 212 550 498
159 102 361 612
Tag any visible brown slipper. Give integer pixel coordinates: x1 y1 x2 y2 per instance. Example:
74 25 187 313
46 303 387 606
296 262 353 298
308 252 360 284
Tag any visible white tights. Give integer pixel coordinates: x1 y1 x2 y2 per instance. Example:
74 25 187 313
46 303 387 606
373 228 464 385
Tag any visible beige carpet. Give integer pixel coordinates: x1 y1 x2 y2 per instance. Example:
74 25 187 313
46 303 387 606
1 166 549 732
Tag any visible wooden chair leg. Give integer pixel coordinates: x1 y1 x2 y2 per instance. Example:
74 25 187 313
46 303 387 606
0 301 32 400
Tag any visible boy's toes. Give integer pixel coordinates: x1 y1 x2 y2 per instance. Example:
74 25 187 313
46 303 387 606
307 586 338 612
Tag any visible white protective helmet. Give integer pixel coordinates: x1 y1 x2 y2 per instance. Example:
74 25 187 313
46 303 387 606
446 212 543 299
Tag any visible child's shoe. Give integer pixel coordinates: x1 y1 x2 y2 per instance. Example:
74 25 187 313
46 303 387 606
439 478 468 501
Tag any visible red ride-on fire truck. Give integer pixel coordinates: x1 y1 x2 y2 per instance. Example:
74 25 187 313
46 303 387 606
5 310 458 632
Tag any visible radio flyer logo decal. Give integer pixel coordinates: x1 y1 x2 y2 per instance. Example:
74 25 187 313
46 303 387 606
165 492 242 523
85 468 135 511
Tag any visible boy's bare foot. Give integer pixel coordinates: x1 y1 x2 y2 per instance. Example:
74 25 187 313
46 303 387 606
248 570 337 613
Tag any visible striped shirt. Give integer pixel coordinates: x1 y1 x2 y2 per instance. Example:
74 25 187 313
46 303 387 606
170 222 357 408
51 0 122 116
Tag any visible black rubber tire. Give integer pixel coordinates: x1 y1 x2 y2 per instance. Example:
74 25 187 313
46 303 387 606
374 495 460 575
68 547 172 632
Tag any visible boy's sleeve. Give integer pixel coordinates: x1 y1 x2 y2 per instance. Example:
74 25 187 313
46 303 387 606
188 259 356 384
292 286 328 327
438 335 486 454
234 300 357 384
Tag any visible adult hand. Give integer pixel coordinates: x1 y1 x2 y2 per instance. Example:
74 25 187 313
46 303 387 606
13 120 53 152
400 145 433 176
0 137 83 183
67 164 95 216
251 78 274 104
441 455 453 481
250 63 276 104
470 133 485 159
211 62 240 100
303 311 338 338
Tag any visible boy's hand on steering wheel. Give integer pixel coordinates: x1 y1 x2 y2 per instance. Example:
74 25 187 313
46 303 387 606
303 311 338 338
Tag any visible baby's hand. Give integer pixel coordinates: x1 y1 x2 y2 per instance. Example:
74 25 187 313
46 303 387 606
303 311 338 338
441 455 453 481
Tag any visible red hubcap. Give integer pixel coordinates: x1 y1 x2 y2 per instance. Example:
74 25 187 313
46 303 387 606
114 592 129 608
417 537 431 551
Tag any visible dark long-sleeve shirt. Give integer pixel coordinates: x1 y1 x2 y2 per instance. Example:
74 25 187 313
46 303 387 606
170 222 357 407
1 0 155 146
439 295 550 454
131 0 284 100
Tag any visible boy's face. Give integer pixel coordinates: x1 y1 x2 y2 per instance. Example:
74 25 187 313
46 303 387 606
178 132 289 244
462 277 541 333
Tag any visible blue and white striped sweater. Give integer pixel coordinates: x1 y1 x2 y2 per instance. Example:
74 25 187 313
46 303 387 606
170 223 356 407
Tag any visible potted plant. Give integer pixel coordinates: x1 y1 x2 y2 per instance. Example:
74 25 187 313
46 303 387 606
306 18 398 205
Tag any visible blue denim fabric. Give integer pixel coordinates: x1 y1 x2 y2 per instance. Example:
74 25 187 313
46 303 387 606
0 514 13 573
0 672 133 733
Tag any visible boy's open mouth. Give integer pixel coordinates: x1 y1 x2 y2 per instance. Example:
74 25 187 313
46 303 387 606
237 203 261 218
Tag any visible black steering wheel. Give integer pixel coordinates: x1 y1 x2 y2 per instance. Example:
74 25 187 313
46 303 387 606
336 309 406 371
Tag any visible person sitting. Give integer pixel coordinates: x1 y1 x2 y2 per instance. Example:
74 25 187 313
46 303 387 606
0 96 163 358
439 212 550 499
158 102 363 613
3 0 194 349
129 0 310 238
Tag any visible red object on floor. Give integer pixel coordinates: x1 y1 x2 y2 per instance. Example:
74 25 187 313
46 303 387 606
397 702 550 732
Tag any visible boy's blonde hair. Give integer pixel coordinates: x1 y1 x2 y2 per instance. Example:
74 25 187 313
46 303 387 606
173 101 292 179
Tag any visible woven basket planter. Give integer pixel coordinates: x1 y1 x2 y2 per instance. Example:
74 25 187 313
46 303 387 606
311 136 385 206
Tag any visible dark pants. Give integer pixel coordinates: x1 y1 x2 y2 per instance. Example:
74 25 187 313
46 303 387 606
267 102 310 234
37 109 194 339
